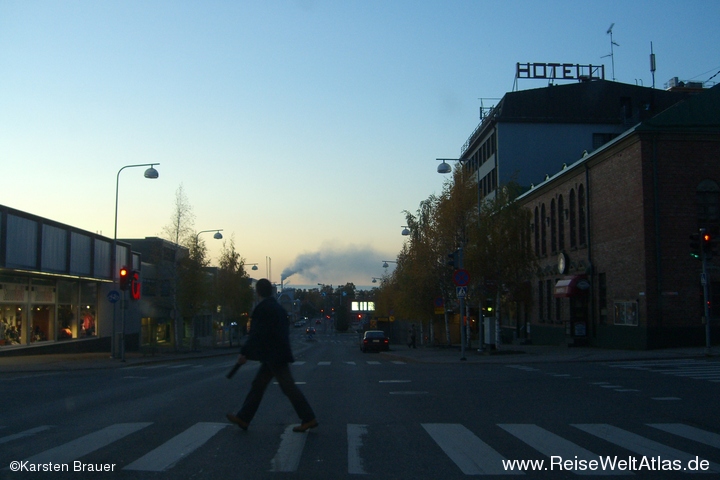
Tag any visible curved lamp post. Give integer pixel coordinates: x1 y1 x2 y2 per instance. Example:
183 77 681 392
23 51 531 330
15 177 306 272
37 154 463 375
382 260 397 269
113 163 160 361
196 229 223 241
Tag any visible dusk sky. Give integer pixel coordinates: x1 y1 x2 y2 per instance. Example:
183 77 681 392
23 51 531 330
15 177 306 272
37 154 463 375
2 0 718 288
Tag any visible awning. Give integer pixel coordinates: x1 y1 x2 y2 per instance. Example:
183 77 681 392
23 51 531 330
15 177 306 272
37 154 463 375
554 275 590 298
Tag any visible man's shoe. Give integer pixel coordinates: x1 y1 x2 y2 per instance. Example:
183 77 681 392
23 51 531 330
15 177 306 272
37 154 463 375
293 419 318 433
226 414 249 431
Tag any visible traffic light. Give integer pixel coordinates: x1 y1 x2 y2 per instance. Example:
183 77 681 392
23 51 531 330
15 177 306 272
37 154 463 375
702 231 717 259
447 249 460 268
690 233 701 260
119 266 130 290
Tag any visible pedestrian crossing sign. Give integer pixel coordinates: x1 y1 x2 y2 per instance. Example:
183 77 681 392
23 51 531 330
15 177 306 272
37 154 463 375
456 286 467 298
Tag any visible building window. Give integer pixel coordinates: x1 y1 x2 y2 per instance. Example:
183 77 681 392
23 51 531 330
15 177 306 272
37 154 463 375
696 179 720 230
614 301 638 326
598 273 607 324
546 279 553 322
558 194 565 250
534 207 540 256
538 281 544 323
541 204 547 256
569 189 577 248
550 199 557 253
578 184 587 246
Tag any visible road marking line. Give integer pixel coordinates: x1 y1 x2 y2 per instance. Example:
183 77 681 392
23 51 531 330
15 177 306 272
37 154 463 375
124 422 227 471
318 361 331 366
366 361 381 365
422 423 517 475
24 423 152 465
0 426 52 445
573 424 720 473
345 361 357 365
389 391 428 395
499 424 628 476
270 425 308 472
648 423 720 448
651 397 681 401
347 424 368 475
379 380 411 383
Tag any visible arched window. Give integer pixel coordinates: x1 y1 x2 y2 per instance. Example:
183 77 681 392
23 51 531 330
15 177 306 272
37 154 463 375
541 203 547 256
569 189 577 248
578 184 586 245
534 206 540 256
550 199 557 253
697 179 720 229
558 194 565 250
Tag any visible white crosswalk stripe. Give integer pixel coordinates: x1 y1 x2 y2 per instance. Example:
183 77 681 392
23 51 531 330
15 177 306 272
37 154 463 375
573 423 720 473
607 359 720 383
124 423 227 471
21 423 152 465
3 421 720 475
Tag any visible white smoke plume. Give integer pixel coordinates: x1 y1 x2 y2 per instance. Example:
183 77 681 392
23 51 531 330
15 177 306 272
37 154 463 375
281 243 392 285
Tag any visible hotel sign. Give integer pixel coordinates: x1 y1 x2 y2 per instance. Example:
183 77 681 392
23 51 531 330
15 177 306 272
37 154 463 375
516 62 605 81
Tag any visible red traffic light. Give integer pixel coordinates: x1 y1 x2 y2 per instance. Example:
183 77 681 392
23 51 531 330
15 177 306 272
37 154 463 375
119 266 130 290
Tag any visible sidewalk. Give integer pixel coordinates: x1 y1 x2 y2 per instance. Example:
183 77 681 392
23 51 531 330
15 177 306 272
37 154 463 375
0 341 715 374
381 343 716 364
0 347 236 374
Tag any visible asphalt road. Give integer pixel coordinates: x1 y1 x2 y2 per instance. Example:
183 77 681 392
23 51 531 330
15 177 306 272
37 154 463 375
2 330 720 479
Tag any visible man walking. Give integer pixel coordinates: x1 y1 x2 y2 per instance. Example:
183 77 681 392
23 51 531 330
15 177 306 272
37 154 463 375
226 278 318 433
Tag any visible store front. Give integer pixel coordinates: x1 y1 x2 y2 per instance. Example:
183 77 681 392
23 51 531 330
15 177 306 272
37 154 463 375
0 276 99 348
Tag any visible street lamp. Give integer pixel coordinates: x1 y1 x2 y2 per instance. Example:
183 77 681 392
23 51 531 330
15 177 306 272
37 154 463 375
245 263 260 271
401 226 410 236
382 260 397 268
371 277 383 284
436 158 454 174
196 229 223 241
113 163 160 361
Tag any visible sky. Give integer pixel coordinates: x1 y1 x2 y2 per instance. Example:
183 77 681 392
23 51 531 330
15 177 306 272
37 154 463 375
2 0 719 289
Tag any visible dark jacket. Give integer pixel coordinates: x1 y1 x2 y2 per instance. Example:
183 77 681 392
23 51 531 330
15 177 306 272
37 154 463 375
241 297 295 365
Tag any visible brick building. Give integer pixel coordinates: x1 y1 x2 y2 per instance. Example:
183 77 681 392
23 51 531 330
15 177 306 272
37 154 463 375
516 84 720 349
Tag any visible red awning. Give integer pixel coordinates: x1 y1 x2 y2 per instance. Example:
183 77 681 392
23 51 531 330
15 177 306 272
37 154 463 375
554 275 590 298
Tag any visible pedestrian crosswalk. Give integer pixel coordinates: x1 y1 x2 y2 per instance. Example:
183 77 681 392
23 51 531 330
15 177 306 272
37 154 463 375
607 359 720 383
119 359 407 374
2 420 719 475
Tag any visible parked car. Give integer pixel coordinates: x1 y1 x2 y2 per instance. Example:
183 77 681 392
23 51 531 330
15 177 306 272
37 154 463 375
361 330 389 353
306 327 316 335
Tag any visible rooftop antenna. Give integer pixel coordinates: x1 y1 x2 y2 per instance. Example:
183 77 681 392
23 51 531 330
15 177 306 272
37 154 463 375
650 41 656 89
601 23 619 81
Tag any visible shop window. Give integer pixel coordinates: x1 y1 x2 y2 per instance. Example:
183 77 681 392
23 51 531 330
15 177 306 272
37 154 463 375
57 281 79 340
0 304 24 346
79 283 97 337
614 301 638 326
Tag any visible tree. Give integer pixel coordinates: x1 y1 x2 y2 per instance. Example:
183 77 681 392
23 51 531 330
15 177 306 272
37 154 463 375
217 235 254 343
161 184 196 351
466 182 536 347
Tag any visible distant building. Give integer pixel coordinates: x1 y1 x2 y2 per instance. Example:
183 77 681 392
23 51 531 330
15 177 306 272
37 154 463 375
458 79 698 200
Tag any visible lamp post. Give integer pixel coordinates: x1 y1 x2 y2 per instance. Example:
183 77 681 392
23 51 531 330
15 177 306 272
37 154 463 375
196 229 223 242
113 163 160 361
382 260 397 269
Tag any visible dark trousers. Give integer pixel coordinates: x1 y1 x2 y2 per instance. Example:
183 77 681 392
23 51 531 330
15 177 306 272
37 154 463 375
237 362 315 424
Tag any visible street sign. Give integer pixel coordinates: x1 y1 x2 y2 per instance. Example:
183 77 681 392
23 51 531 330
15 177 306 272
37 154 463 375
456 286 467 298
107 290 120 303
453 269 470 286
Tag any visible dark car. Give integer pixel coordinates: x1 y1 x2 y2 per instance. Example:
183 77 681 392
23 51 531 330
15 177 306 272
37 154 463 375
306 327 316 335
361 330 389 353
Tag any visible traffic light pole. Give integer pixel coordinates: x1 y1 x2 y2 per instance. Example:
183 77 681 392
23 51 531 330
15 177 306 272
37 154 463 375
702 250 711 356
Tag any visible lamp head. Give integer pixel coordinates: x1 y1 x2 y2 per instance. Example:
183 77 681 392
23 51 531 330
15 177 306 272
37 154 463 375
144 165 159 179
437 161 452 174
213 231 223 240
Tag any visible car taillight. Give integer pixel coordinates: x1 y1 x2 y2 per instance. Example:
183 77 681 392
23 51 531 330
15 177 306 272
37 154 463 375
383 339 388 343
